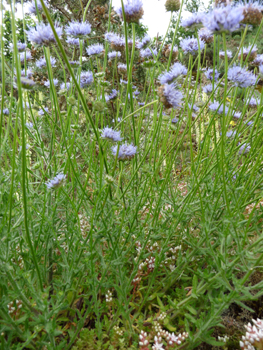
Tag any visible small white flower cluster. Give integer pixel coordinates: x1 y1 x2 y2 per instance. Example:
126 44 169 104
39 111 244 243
218 335 229 343
139 327 188 349
8 300 22 315
157 312 166 322
161 245 181 271
11 245 24 268
139 331 149 349
240 319 263 350
105 290 112 303
113 325 123 336
78 214 90 239
146 256 155 272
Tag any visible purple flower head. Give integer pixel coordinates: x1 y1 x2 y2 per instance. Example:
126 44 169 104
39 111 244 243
20 51 32 63
238 142 251 155
79 71 93 88
66 37 80 47
115 0 144 23
101 126 122 141
188 103 199 112
138 102 145 106
11 41 27 52
259 65 263 78
112 143 137 160
120 79 128 84
60 82 71 91
159 62 187 84
26 122 33 128
235 0 263 25
27 0 48 14
3 108 9 115
26 23 63 46
226 130 237 138
134 90 140 96
105 32 129 50
202 84 214 94
69 61 80 68
180 36 205 54
239 44 257 61
246 96 260 107
118 63 127 73
65 21 91 38
198 28 213 43
140 47 157 58
15 76 35 90
46 173 67 189
252 54 263 66
202 5 244 34
159 83 184 109
228 65 257 87
86 43 104 56
233 111 242 119
209 101 229 114
108 51 121 60
136 34 151 49
105 89 118 102
205 68 220 81
21 68 34 79
44 79 59 88
172 117 179 124
219 50 233 60
181 12 205 29
36 56 56 69
23 102 30 109
38 107 49 116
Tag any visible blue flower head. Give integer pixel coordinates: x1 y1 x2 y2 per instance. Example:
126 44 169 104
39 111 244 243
112 143 137 160
198 28 213 44
46 173 67 189
3 108 9 115
66 37 80 47
159 62 187 84
108 51 121 60
209 101 229 114
115 0 144 23
10 42 27 52
36 56 56 69
44 79 59 88
205 68 220 81
86 43 104 56
27 0 48 14
140 47 157 58
26 23 62 46
219 50 233 60
181 12 205 30
180 36 205 54
202 5 244 34
15 77 36 90
228 65 257 87
20 51 32 63
158 83 183 109
105 89 118 102
101 127 122 142
136 34 151 49
80 71 93 88
252 54 263 66
21 68 34 79
65 21 91 38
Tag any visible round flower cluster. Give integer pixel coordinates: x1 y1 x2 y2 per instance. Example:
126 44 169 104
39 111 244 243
65 21 91 38
115 0 144 23
26 23 63 46
180 37 205 54
46 173 67 189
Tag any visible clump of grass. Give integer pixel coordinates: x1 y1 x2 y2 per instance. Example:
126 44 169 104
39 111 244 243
1 0 263 349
